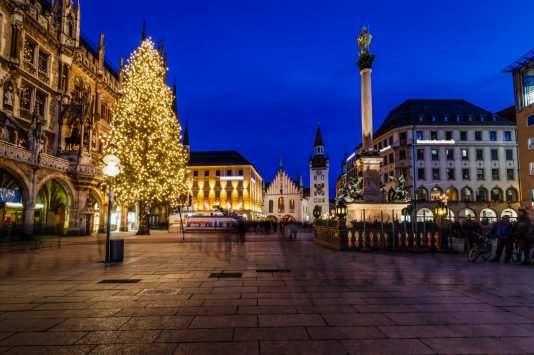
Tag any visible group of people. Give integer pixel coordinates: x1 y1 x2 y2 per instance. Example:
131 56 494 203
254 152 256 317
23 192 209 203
461 208 533 264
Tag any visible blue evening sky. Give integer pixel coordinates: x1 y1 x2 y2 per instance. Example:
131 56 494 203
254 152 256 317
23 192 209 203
82 0 533 193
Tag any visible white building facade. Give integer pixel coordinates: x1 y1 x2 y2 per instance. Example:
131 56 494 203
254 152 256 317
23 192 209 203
263 167 309 223
309 125 330 221
345 99 520 222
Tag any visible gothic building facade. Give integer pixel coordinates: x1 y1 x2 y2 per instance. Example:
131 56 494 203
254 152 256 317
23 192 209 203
263 165 309 223
309 125 329 221
0 0 122 237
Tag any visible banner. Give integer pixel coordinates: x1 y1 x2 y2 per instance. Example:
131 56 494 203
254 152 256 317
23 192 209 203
0 188 21 203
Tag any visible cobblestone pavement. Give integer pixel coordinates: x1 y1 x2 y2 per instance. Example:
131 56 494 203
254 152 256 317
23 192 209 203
0 231 533 354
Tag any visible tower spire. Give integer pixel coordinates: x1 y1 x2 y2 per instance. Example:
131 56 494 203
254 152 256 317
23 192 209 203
279 156 283 170
141 20 147 41
172 78 178 115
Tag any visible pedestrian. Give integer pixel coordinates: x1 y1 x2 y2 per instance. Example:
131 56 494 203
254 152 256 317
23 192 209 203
515 208 532 265
488 215 515 263
461 217 482 251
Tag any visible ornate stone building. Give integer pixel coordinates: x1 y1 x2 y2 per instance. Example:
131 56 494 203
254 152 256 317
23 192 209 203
0 0 122 237
263 164 309 223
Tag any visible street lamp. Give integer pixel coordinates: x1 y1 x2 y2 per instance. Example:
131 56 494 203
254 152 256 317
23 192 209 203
434 199 448 250
103 154 120 262
335 199 347 220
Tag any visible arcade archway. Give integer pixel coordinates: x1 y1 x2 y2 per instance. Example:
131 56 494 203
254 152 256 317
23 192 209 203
35 179 72 235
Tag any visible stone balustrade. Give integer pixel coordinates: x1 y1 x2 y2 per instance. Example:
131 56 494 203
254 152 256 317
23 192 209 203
0 141 33 164
314 221 452 252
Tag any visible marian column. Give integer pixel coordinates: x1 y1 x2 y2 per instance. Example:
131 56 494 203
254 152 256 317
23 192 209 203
356 26 385 202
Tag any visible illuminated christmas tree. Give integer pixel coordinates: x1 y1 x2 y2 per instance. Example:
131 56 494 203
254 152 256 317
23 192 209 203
104 38 188 235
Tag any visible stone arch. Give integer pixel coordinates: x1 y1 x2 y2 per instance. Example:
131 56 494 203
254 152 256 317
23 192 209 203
430 186 443 200
416 208 433 222
0 163 31 203
476 187 488 202
461 186 473 202
480 208 497 224
459 207 476 220
35 174 75 206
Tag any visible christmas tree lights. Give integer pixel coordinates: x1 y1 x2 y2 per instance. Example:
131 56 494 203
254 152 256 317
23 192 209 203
104 38 189 234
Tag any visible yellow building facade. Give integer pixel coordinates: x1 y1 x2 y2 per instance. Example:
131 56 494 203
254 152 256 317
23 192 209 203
188 151 263 220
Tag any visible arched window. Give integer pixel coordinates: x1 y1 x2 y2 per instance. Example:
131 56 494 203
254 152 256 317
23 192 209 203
446 187 458 202
480 208 497 224
459 208 476 221
501 208 518 220
289 199 295 212
278 197 284 213
416 208 434 222
476 187 488 202
416 187 428 201
268 200 273 213
491 187 503 202
506 187 518 202
430 186 443 200
461 187 473 202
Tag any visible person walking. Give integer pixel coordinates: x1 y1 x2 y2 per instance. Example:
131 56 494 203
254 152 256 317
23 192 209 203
489 215 515 263
515 208 532 265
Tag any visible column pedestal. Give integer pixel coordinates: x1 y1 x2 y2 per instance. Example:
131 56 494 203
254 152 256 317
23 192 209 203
357 156 386 203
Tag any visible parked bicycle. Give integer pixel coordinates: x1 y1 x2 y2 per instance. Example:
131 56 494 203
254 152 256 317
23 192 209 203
468 233 493 262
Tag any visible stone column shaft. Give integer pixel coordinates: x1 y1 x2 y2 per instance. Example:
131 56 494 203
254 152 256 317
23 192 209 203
360 68 373 152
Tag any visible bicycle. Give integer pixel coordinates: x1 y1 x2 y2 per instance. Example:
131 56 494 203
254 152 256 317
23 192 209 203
467 233 493 262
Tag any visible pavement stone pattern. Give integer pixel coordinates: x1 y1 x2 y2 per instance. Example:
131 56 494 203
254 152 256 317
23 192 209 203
0 231 533 354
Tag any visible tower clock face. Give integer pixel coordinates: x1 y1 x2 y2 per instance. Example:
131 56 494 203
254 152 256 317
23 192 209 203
315 183 324 196
316 170 322 176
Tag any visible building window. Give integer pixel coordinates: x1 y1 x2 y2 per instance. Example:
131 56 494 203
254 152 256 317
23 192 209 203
388 136 393 145
489 131 496 141
400 132 407 144
417 168 425 180
431 149 439 160
432 168 440 180
477 168 485 180
476 187 488 202
389 153 394 164
289 199 295 212
446 168 455 180
268 200 273 213
445 131 452 140
430 131 438 140
416 131 423 140
416 149 424 160
23 39 37 67
238 169 243 175
528 114 534 127
461 149 469 160
491 149 498 160
505 149 513 160
462 168 470 180
529 138 534 150
522 67 534 107
504 131 511 141
507 169 514 180
461 187 473 202
530 163 534 175
278 197 284 213
193 171 198 177
20 82 33 112
474 131 482 141
506 188 518 202
460 131 467 140
227 170 232 176
492 168 499 180
491 188 503 202
430 187 443 200
416 187 428 201
35 91 47 118
204 171 209 176
476 149 483 161
216 170 220 176
445 149 454 160
399 150 406 160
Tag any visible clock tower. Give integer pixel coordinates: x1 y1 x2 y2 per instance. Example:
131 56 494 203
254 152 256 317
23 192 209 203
309 124 329 221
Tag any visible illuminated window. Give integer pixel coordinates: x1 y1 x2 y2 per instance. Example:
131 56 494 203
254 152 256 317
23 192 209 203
278 197 284 213
522 67 534 107
269 200 273 213
489 131 496 141
445 149 454 160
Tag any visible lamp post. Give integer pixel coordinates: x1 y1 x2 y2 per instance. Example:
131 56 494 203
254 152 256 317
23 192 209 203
102 154 120 263
336 199 348 250
313 205 321 221
434 200 448 250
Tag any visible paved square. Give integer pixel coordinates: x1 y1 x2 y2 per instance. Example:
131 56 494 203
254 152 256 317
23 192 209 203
0 232 533 354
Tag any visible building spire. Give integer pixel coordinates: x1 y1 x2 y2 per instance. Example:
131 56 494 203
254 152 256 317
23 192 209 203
141 20 147 41
183 120 189 147
172 77 178 115
279 156 283 170
314 123 324 147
